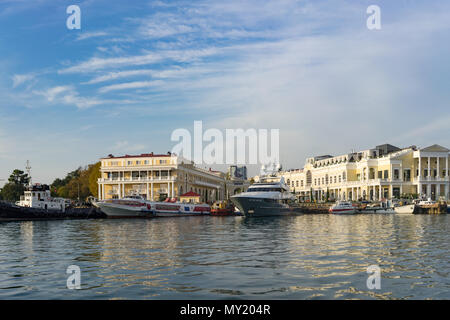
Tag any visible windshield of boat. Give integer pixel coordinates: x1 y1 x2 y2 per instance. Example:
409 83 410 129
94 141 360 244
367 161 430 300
247 187 284 192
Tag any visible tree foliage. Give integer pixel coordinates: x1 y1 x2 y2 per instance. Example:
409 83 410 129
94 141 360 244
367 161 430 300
0 170 30 202
51 162 101 200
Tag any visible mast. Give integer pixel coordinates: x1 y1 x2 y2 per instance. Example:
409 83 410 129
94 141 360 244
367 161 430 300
25 160 32 187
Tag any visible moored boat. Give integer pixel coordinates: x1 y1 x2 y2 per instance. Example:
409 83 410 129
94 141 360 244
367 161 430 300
393 204 415 214
93 195 211 218
211 200 235 216
230 176 303 217
329 201 357 214
93 195 153 218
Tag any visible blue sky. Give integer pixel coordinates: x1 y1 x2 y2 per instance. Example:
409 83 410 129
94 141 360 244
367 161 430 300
0 0 449 185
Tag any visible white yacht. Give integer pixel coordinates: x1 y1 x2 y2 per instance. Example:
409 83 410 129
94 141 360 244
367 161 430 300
230 177 302 217
93 195 211 218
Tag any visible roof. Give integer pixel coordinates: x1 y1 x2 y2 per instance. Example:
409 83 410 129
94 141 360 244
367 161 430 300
180 191 201 197
420 144 450 152
101 153 173 160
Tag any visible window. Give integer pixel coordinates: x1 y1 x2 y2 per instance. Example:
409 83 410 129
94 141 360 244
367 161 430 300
136 160 141 165
301 180 304 187
339 175 341 183
144 160 149 165
127 161 132 165
384 170 388 179
296 181 299 187
334 176 336 183
378 171 382 179
342 172 346 181
394 169 399 179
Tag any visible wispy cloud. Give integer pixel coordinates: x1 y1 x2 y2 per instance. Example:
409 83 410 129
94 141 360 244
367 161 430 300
76 31 109 41
12 73 35 88
98 80 164 93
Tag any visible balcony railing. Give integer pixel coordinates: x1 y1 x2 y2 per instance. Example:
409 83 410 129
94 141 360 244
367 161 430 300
98 176 176 183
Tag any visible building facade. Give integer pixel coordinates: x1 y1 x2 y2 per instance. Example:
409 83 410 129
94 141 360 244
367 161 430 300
98 153 225 203
279 144 450 201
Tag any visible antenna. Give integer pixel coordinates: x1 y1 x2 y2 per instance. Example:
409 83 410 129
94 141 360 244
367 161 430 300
25 160 32 186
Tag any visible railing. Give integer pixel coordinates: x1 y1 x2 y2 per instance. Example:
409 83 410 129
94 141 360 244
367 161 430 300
98 176 176 183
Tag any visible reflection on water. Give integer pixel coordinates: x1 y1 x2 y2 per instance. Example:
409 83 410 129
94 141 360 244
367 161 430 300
0 215 448 299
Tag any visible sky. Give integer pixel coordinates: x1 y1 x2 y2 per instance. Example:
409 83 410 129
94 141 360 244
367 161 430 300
0 0 449 186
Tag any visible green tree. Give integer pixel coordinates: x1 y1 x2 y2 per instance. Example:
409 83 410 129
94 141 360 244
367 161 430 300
88 162 101 197
0 169 30 202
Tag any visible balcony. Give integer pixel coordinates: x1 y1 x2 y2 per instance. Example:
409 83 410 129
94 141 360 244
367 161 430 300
98 176 176 183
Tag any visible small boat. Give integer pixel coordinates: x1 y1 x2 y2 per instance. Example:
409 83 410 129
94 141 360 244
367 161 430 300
211 200 235 216
153 201 210 217
394 204 415 214
329 201 357 214
360 201 395 214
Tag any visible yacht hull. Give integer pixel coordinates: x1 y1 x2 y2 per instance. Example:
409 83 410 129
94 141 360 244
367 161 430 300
230 196 302 217
394 204 415 214
93 202 153 218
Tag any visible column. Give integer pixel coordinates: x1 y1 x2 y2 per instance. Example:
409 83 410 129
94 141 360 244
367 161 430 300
151 182 154 201
437 156 440 178
118 183 121 198
427 184 431 199
418 156 422 179
98 183 101 200
428 157 431 179
146 183 149 200
445 184 449 201
172 181 175 198
389 185 393 199
122 183 125 197
167 182 170 198
400 184 403 197
102 184 105 200
379 185 382 200
446 156 449 178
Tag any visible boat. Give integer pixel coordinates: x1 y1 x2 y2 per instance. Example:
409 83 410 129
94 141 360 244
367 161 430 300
16 183 66 212
93 195 153 218
230 176 303 217
393 204 415 214
360 201 395 214
329 201 357 214
211 200 235 216
93 195 210 218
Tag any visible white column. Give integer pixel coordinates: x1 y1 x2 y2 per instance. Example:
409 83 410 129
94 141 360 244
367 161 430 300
418 156 422 178
118 184 121 198
445 184 449 200
102 184 105 200
389 185 393 199
379 185 382 199
427 184 431 198
428 157 431 179
98 183 101 200
437 156 440 178
146 183 149 200
151 182 154 201
446 156 449 177
167 182 170 198
172 181 175 198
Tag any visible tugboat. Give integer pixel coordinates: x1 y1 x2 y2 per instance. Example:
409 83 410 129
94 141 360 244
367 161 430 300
211 200 235 216
0 184 69 220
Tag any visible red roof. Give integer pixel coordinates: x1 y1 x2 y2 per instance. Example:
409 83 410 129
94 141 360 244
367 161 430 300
180 191 201 197
101 153 172 159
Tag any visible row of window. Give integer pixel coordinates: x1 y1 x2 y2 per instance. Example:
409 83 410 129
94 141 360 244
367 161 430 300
105 159 170 166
